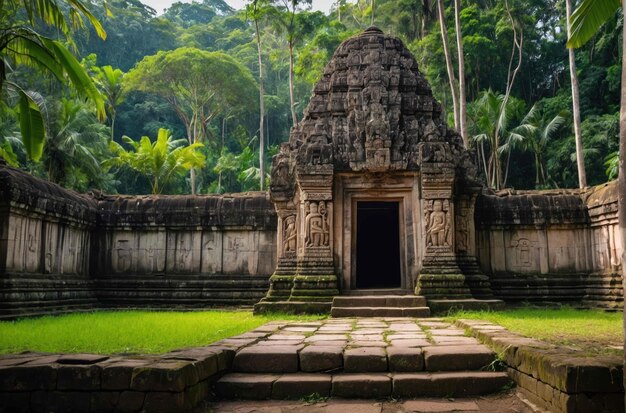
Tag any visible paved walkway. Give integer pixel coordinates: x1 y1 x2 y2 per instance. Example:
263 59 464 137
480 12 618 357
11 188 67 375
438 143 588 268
206 392 533 412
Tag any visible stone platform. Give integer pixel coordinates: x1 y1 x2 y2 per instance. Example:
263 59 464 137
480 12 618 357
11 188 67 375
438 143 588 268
216 318 510 400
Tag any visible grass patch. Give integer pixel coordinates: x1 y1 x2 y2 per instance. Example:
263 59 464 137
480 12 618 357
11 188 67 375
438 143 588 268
447 306 623 356
0 310 325 355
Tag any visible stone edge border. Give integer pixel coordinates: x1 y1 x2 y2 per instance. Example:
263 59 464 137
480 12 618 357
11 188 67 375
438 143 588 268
0 322 286 413
454 319 624 413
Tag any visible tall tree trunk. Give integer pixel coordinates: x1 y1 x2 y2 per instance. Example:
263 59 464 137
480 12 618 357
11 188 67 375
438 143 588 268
370 0 375 25
255 18 266 191
453 0 468 145
566 0 587 188
619 3 626 406
110 113 116 141
288 41 298 127
437 0 461 137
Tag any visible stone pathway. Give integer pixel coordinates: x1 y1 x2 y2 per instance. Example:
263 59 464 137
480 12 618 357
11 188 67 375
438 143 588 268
206 392 533 412
216 318 511 400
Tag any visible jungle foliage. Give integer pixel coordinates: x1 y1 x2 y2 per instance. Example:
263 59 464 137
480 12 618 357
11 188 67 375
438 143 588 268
0 0 622 194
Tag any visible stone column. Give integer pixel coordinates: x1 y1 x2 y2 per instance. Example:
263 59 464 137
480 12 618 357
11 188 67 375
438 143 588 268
290 173 339 302
416 141 472 299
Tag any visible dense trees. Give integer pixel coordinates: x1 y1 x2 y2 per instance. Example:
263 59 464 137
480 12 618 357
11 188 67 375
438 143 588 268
0 0 622 195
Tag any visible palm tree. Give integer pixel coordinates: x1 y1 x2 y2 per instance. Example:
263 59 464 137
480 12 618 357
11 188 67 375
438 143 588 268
506 105 568 188
565 0 587 188
469 89 523 189
453 0 468 147
1 0 107 161
94 65 125 141
108 128 206 194
436 0 460 132
43 98 111 189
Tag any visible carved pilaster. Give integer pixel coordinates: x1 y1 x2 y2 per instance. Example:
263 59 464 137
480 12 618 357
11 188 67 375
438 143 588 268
416 141 471 299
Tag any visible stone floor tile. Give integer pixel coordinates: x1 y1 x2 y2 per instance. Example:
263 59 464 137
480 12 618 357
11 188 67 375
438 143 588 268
216 373 279 400
332 373 391 398
300 346 344 372
348 341 387 348
272 373 332 399
401 400 479 412
423 344 494 371
350 334 385 341
388 339 431 347
387 347 424 372
232 345 300 373
386 334 426 340
282 327 318 333
429 329 466 336
431 337 479 345
305 334 348 342
267 334 306 341
344 347 388 372
419 322 451 329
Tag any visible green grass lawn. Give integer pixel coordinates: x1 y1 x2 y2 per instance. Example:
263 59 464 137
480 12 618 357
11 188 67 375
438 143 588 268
0 311 325 355
448 307 624 356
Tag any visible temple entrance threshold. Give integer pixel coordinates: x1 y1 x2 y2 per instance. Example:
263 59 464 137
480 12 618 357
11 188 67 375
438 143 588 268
356 201 401 289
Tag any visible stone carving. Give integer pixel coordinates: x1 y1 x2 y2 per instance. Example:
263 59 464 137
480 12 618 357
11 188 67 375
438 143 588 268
425 200 452 247
283 215 297 254
511 238 532 267
270 143 293 194
116 239 132 272
305 201 330 248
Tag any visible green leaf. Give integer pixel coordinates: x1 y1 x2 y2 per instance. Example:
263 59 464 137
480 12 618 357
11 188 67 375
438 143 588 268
45 39 106 121
16 89 45 162
567 0 621 48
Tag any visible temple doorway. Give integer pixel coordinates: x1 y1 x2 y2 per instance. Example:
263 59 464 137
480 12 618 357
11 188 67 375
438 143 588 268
355 201 401 289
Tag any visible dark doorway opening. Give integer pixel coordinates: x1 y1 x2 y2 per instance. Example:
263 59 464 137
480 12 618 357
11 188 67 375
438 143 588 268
356 201 401 289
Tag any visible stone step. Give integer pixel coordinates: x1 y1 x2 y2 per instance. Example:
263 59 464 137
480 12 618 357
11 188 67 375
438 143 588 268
331 306 431 317
232 342 496 374
332 295 428 307
216 371 512 400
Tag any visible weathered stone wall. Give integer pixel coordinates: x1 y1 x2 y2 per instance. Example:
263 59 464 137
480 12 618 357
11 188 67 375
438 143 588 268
475 182 623 309
93 193 277 308
0 166 98 318
0 165 277 318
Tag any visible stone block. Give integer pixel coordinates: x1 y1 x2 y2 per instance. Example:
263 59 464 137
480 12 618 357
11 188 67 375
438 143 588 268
165 350 219 381
429 372 511 397
118 391 146 412
423 345 494 371
0 365 57 391
31 391 91 413
387 347 424 372
232 345 299 373
131 360 199 392
0 391 31 413
57 364 101 390
57 354 109 365
90 391 120 412
216 373 278 399
101 359 152 390
143 391 190 413
392 373 431 398
272 373 332 399
344 347 388 372
332 373 391 398
300 346 343 372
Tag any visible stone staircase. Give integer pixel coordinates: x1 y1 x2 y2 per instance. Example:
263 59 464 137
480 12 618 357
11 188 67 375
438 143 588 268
215 318 512 400
330 295 431 317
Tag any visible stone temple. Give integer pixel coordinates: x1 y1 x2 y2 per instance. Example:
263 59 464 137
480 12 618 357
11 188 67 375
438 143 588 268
0 27 622 318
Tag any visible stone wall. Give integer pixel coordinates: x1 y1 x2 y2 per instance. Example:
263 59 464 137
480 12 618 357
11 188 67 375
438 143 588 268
92 193 277 308
0 165 276 319
475 182 623 309
0 167 98 318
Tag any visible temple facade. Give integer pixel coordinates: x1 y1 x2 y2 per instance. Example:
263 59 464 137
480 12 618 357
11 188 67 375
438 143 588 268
256 27 500 313
0 28 622 319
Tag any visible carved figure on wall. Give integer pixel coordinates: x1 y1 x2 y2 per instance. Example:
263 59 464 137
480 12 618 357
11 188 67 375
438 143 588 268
319 201 330 246
305 202 329 247
425 200 449 247
116 239 132 272
270 143 292 190
283 215 297 254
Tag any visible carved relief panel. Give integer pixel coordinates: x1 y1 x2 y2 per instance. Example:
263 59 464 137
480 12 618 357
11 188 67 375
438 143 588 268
424 199 453 251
